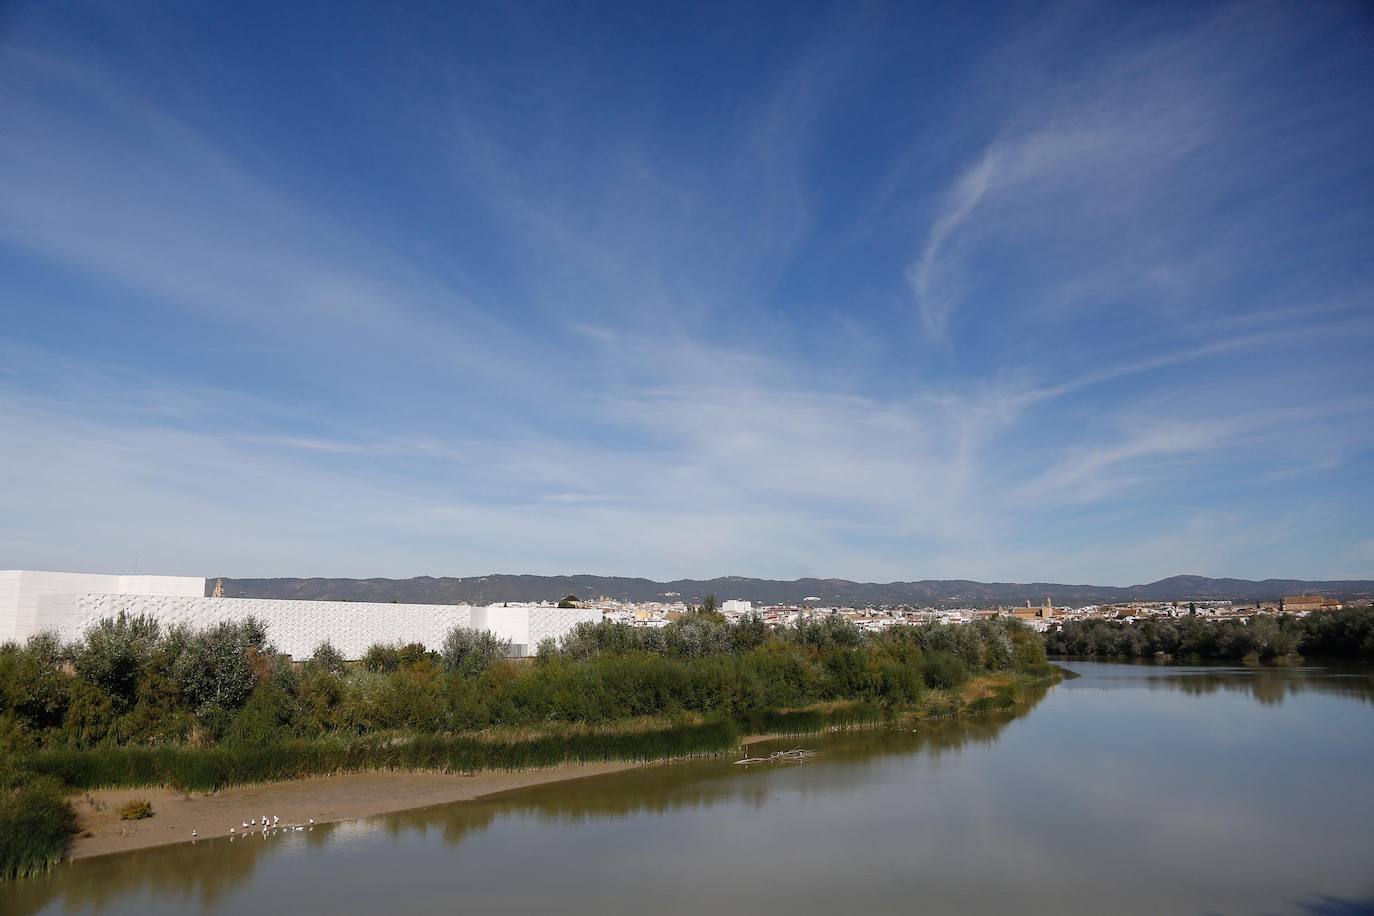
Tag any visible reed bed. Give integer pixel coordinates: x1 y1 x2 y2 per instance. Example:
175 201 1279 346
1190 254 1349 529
20 718 742 793
0 778 78 880
742 702 886 737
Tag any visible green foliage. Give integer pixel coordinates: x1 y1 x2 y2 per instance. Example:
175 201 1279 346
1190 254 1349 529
791 613 864 650
361 642 435 673
21 719 741 793
0 777 78 880
1 610 1049 815
170 618 269 724
73 613 161 710
921 651 969 689
308 641 347 675
118 798 153 820
1044 606 1374 661
222 682 300 747
731 613 769 652
440 627 512 677
0 634 71 732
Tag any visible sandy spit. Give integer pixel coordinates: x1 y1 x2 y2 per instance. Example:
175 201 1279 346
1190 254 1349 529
67 760 648 861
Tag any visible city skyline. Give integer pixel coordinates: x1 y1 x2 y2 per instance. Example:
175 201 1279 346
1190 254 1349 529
3 1 1373 583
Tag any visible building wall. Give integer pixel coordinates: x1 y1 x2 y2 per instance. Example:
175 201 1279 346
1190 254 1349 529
471 605 601 656
50 594 597 660
66 594 472 660
0 570 203 645
2 571 599 659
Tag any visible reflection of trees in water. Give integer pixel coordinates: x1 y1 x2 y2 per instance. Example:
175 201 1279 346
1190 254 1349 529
389 684 1052 847
0 824 334 916
0 685 1054 912
1148 667 1374 706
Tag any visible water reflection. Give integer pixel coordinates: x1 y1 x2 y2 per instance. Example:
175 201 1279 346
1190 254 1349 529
6 667 1373 915
2 688 1048 916
2 686 1049 916
1055 659 1374 705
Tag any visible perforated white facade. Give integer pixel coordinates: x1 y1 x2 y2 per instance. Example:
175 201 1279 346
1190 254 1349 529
1 570 601 659
0 570 204 644
68 594 475 660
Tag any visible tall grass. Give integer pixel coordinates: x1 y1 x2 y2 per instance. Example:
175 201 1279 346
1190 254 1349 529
742 702 886 736
21 718 742 793
0 777 78 880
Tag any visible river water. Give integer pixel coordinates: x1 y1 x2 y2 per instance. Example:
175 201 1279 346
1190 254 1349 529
5 661 1373 915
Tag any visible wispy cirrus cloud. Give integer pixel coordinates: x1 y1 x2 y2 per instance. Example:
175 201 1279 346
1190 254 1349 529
1 2 1371 584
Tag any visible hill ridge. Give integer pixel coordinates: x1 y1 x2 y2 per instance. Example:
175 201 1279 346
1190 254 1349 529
212 573 1374 606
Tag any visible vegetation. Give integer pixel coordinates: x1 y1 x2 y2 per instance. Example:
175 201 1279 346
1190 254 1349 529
118 798 153 820
0 609 1052 878
0 777 78 880
1044 606 1374 662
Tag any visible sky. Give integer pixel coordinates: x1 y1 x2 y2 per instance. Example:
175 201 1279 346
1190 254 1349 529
1 0 1372 585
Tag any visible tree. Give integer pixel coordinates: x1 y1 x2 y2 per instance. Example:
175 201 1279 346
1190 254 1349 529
731 613 769 652
441 627 511 677
74 613 161 710
170 618 270 727
308 641 346 675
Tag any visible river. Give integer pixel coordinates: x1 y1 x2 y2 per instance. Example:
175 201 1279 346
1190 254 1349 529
5 661 1373 915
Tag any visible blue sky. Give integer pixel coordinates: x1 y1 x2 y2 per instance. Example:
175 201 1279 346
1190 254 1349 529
2 1 1372 584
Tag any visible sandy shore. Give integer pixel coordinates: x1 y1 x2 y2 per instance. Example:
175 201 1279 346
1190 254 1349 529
67 760 648 861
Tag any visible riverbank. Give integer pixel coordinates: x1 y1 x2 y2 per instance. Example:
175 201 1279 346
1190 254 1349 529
63 668 1059 862
68 760 647 860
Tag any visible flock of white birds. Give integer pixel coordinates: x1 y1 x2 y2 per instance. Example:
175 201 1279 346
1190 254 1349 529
192 815 316 841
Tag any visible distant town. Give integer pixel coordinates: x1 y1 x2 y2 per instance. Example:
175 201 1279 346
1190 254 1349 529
582 592 1350 634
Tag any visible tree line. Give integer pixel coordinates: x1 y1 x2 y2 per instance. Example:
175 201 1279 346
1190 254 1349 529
2 611 1049 758
1043 606 1374 661
0 609 1051 879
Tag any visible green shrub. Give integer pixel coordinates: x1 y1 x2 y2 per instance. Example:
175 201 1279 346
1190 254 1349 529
308 641 347 675
441 627 511 677
73 613 161 709
0 777 78 880
922 651 969 690
119 798 153 820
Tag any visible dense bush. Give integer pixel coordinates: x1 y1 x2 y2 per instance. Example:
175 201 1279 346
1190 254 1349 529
441 627 511 677
1044 606 1374 661
170 618 270 726
0 777 78 880
118 798 153 820
0 613 1047 770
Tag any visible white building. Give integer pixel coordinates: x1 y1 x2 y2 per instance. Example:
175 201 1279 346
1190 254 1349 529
0 569 204 644
720 599 753 615
0 570 600 660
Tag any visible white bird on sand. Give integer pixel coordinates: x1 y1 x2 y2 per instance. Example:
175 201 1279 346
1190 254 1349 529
249 818 256 826
308 819 314 825
230 827 236 834
272 815 279 824
191 830 198 837
242 821 249 829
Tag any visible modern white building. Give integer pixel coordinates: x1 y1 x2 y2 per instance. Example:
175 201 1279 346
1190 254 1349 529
0 570 600 660
0 569 204 645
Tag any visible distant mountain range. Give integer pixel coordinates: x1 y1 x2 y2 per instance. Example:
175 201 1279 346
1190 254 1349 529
213 573 1374 607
